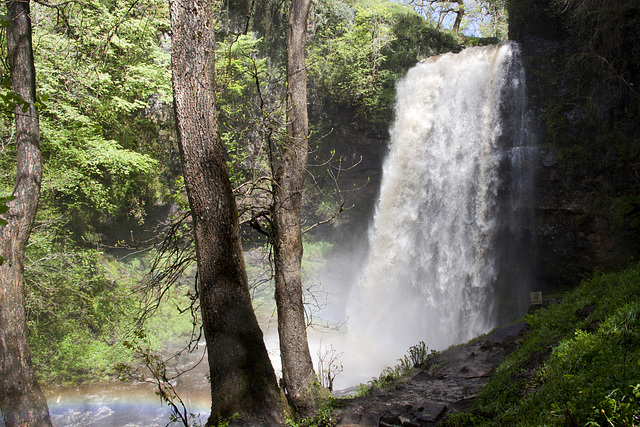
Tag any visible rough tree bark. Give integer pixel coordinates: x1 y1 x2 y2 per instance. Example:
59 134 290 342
169 0 285 424
0 2 53 426
272 0 326 418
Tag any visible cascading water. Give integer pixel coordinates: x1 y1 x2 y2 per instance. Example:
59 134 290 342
337 42 535 385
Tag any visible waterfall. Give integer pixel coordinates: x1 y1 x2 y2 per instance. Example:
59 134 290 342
341 42 535 382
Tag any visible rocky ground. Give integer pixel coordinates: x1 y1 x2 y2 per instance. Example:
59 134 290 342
333 322 530 426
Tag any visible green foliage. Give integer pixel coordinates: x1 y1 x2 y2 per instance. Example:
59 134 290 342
207 413 242 427
33 0 172 149
25 208 198 385
140 282 200 350
287 396 344 427
0 194 14 226
612 195 640 230
356 342 438 395
589 383 640 427
30 0 172 237
0 78 31 116
215 33 273 185
406 340 430 367
309 0 462 123
45 136 159 228
308 0 401 122
387 12 461 69
25 217 140 384
302 238 334 280
448 263 640 426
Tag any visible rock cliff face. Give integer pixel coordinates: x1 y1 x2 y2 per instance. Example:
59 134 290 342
308 0 639 291
509 0 640 289
305 103 390 250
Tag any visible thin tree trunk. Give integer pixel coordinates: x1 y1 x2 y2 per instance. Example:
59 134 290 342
452 0 464 33
0 2 53 426
169 0 285 424
272 0 325 418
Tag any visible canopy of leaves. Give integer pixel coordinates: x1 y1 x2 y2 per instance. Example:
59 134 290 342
308 0 462 123
400 0 508 38
0 0 176 383
30 0 173 237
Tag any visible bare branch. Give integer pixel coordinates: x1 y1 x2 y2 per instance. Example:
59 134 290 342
302 201 345 235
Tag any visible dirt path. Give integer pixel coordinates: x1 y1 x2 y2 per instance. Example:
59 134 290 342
334 322 529 426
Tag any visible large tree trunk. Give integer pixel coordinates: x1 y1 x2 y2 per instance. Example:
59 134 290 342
272 0 325 418
168 1 285 424
0 2 53 426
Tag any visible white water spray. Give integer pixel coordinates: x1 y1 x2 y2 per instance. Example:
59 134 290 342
332 42 535 386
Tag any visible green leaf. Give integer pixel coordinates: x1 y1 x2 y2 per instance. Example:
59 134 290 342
0 196 15 220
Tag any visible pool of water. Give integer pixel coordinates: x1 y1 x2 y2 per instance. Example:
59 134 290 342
1 380 210 427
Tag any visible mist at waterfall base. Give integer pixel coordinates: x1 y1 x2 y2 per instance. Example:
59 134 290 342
315 42 536 390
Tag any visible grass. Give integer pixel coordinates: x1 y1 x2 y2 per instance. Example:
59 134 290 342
351 341 439 396
444 262 640 426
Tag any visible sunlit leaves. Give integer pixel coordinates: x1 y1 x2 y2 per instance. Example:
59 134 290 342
45 135 159 225
27 0 172 232
215 33 273 185
309 0 398 108
308 0 461 122
0 87 29 115
32 0 172 148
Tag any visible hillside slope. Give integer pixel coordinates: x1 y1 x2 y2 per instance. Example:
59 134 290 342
324 262 640 427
